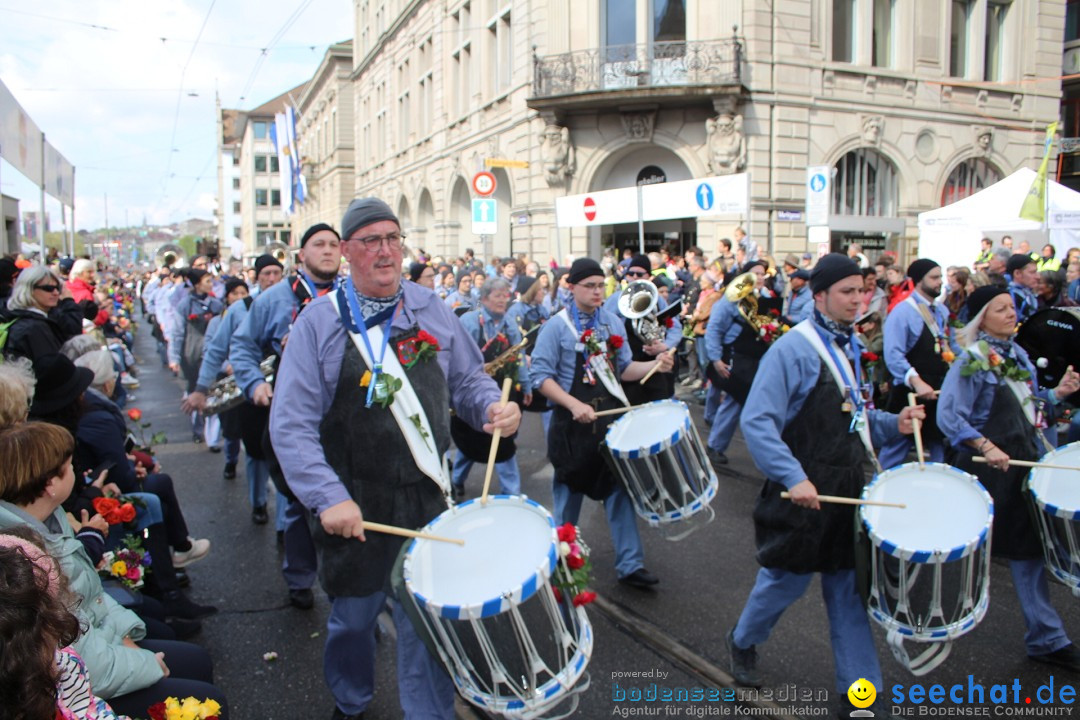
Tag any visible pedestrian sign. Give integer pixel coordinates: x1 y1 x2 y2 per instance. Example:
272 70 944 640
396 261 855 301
806 165 830 226
696 183 714 211
472 198 497 235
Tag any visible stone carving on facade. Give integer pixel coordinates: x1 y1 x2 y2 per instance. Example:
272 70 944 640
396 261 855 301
540 124 575 187
705 113 746 175
621 112 654 142
860 114 884 145
973 126 993 156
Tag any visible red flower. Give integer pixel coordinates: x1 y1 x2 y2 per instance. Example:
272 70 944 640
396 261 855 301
607 335 624 349
861 352 879 363
416 330 440 349
148 702 167 720
572 591 597 606
580 329 593 340
93 497 120 516
557 523 576 543
567 553 585 570
127 408 142 422
118 503 137 523
768 308 780 317
552 586 563 603
188 313 199 321
663 317 673 328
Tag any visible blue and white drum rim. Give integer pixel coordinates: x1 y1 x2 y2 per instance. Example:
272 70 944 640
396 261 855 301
860 462 994 563
605 399 692 460
1027 442 1080 520
403 495 558 621
641 475 718 525
868 588 989 642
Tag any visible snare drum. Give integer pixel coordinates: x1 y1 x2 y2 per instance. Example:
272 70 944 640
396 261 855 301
401 496 592 719
1027 442 1080 596
860 463 993 676
604 399 718 530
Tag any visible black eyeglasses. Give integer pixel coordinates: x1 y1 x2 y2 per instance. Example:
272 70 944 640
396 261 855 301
351 232 406 252
625 270 649 278
34 283 61 292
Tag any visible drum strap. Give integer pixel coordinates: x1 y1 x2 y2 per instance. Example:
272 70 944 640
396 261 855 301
886 629 953 677
557 310 630 406
332 293 452 497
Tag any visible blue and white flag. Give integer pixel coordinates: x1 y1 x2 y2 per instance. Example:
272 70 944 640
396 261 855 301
285 106 306 208
272 112 294 215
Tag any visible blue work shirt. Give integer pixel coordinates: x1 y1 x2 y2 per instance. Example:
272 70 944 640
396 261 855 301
602 288 683 349
229 278 301 399
937 342 1056 448
458 306 529 387
167 292 224 365
740 319 901 490
269 281 500 515
195 300 249 393
883 293 953 386
785 285 812 324
444 290 475 312
1008 280 1039 324
704 298 743 362
531 306 633 393
506 300 549 335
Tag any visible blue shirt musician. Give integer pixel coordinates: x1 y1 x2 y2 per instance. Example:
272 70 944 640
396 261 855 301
782 268 813 324
1006 253 1040 324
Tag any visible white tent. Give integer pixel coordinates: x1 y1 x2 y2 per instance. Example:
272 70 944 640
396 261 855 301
917 167 1080 270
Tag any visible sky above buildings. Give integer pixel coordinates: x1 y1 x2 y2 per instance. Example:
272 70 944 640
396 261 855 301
0 0 352 232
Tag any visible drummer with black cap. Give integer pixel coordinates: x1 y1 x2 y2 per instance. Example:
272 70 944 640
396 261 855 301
531 257 673 589
938 284 1080 671
1006 252 1041 324
407 261 436 290
727 253 924 702
879 258 953 469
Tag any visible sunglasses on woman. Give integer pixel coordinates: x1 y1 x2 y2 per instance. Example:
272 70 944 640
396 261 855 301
34 283 61 293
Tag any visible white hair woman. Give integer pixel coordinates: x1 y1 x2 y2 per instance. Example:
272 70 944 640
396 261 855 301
3 265 83 364
938 285 1080 671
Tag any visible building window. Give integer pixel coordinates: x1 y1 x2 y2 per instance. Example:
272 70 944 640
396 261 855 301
452 4 472 117
872 0 894 68
255 155 267 172
233 201 241 213
253 121 267 139
949 0 972 77
232 154 240 166
940 158 1002 206
652 0 686 44
255 189 268 206
398 59 411 144
270 156 280 173
271 189 281 207
832 148 898 217
232 178 240 190
257 230 275 244
486 4 512 95
280 230 291 245
984 0 1010 82
376 82 388 155
832 0 856 63
1068 0 1080 43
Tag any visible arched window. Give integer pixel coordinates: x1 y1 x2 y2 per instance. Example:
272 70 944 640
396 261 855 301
832 148 899 217
940 158 1002 206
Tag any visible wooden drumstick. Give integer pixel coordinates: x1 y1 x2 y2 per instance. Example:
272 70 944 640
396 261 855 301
481 377 514 506
907 393 925 471
362 521 465 546
973 457 1080 472
639 347 677 385
593 402 654 418
781 491 907 509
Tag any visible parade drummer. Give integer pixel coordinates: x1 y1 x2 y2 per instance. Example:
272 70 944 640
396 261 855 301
938 285 1080 672
879 259 954 469
727 253 924 699
227 224 343 611
269 198 519 720
603 254 683 406
703 260 767 465
531 257 673 590
444 270 475 312
451 276 530 498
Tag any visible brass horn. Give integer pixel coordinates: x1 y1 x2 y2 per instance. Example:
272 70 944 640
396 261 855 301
617 280 658 320
155 243 186 269
725 271 772 334
264 241 293 267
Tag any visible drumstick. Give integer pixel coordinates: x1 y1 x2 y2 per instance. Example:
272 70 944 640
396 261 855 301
481 377 514 506
780 491 907 509
362 521 465 546
907 393 925 471
972 457 1080 471
639 347 677 385
593 402 655 418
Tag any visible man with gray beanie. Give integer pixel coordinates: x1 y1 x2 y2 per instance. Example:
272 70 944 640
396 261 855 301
726 253 924 708
270 197 521 720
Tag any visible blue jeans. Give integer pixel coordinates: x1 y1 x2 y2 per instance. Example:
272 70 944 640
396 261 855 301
707 394 741 453
733 567 882 694
224 437 241 465
247 458 270 509
877 436 944 471
1010 558 1071 656
282 497 317 591
452 450 521 494
552 481 645 579
325 593 455 718
704 383 722 425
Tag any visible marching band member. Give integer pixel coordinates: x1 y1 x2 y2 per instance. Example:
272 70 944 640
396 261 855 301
167 268 223 444
531 258 673 590
1006 253 1041 324
938 285 1080 671
444 271 475 313
879 259 952 469
782 267 812 324
727 254 923 699
269 197 518 720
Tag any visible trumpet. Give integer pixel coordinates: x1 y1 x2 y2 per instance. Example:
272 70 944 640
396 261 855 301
204 357 276 415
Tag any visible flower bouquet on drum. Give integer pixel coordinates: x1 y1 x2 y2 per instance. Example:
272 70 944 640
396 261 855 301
552 523 596 607
99 536 150 590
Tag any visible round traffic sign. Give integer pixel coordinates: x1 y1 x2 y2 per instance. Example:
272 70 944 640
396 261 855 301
472 171 496 197
583 196 596 222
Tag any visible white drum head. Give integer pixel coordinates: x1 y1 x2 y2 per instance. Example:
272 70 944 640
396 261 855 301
862 463 993 562
1028 442 1080 517
405 496 556 618
605 400 690 458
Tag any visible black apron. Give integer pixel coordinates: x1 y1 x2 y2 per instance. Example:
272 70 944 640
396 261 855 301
622 317 675 406
180 295 215 393
752 360 868 574
722 320 768 405
954 382 1042 560
547 349 623 500
450 315 517 463
886 320 948 443
313 328 452 598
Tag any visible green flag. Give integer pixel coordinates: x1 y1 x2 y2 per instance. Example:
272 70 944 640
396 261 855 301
1019 121 1059 223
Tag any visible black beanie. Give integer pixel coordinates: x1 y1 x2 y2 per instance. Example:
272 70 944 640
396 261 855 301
965 285 1010 320
810 253 862 294
224 278 248 297
740 260 766 275
341 198 399 243
626 255 651 275
300 222 340 248
408 262 428 282
254 254 283 275
1005 253 1034 277
568 258 604 284
907 258 940 285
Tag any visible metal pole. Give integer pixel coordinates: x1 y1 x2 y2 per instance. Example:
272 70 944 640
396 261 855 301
636 183 645 254
39 132 46 250
104 192 109 263
70 167 76 257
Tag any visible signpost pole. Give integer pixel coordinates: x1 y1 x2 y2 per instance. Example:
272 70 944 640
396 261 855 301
39 131 46 249
636 183 645 254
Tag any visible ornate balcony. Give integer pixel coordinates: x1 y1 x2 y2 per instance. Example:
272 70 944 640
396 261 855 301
529 37 743 113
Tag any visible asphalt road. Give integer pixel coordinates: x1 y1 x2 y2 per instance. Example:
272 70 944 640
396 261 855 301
129 325 1080 720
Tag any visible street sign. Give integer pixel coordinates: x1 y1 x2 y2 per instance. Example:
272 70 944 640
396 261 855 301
555 174 750 228
777 210 803 222
805 165 830 226
583 197 596 221
472 171 496 196
472 198 497 234
555 187 638 227
695 183 714 211
485 158 529 169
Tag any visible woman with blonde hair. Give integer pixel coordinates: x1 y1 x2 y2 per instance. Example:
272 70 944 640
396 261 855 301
2 265 83 364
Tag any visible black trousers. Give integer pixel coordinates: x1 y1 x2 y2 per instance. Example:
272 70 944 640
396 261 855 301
107 639 228 719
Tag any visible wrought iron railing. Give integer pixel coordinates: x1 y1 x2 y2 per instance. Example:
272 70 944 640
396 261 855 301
532 37 742 98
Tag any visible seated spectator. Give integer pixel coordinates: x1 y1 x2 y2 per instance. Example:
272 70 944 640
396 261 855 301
2 265 84 365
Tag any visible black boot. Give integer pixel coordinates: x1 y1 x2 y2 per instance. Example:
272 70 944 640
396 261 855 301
163 590 218 620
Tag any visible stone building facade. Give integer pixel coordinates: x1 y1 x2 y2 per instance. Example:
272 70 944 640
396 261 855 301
332 0 1062 264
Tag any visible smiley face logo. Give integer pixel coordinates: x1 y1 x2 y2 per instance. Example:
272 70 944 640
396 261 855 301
847 678 876 709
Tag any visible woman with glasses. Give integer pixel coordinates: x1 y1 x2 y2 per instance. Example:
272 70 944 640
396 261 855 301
2 265 84 364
